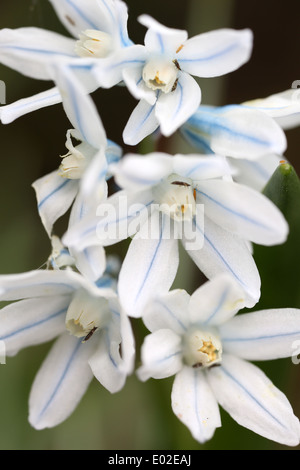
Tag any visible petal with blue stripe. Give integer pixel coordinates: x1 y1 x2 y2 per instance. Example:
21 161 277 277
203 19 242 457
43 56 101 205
137 329 183 381
220 308 300 361
0 87 62 124
0 28 76 80
0 296 69 356
182 105 287 159
182 211 261 308
123 97 159 146
143 289 190 335
29 333 95 430
118 212 179 318
207 354 300 446
32 170 78 237
195 179 288 246
172 154 231 181
171 366 221 443
188 273 246 326
156 71 201 137
177 28 253 78
139 14 188 54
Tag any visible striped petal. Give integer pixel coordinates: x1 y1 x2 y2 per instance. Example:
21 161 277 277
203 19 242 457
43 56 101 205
118 213 179 318
53 63 107 149
32 170 78 237
155 72 201 137
29 333 95 430
177 28 253 78
171 366 221 443
182 105 287 159
123 97 159 146
89 306 135 393
49 0 115 38
137 329 183 381
139 15 188 54
0 269 87 301
0 296 69 356
207 354 300 446
113 152 172 191
220 308 300 361
122 66 157 105
143 289 190 335
95 44 147 88
229 154 282 191
172 154 232 181
188 273 247 326
196 179 288 246
63 188 153 250
0 87 62 124
243 89 300 131
182 212 261 307
0 28 76 80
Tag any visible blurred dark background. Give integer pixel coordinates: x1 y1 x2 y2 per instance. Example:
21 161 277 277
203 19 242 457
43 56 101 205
0 0 299 450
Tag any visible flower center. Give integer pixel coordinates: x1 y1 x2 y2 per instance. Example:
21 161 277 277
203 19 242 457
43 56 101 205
143 58 178 93
58 130 95 179
183 328 222 369
75 29 113 58
153 174 196 221
65 289 110 339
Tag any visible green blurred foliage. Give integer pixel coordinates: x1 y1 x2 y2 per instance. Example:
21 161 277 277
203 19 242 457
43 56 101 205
0 0 300 451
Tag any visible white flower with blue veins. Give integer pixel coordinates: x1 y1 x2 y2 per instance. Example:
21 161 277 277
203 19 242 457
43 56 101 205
64 151 288 317
137 274 300 446
96 14 252 144
0 263 135 430
0 0 133 124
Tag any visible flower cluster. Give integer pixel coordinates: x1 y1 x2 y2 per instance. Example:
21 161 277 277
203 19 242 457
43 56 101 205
0 0 300 447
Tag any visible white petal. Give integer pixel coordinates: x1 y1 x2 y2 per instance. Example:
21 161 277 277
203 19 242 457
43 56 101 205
182 213 261 307
63 189 153 249
229 154 282 192
171 366 221 443
118 213 179 318
172 154 232 180
189 273 246 326
53 63 107 149
49 0 114 38
95 45 147 88
0 269 89 301
196 179 288 245
0 296 69 356
207 354 300 446
0 28 76 80
137 329 183 381
113 152 172 191
79 148 108 202
29 334 95 430
0 87 62 124
139 14 188 54
123 98 159 146
70 245 106 282
122 66 157 105
182 105 287 159
177 28 253 77
156 72 201 137
143 289 190 335
243 89 300 130
89 307 135 393
220 308 300 361
32 170 78 237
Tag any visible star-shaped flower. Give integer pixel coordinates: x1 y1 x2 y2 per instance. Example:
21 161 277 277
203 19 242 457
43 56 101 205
137 274 300 446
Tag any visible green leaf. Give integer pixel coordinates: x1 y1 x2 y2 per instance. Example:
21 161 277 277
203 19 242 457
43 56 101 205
253 162 300 309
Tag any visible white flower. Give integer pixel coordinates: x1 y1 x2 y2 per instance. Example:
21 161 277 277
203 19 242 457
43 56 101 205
0 266 135 430
0 0 133 123
64 152 288 317
31 65 122 281
137 274 300 446
95 15 253 144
